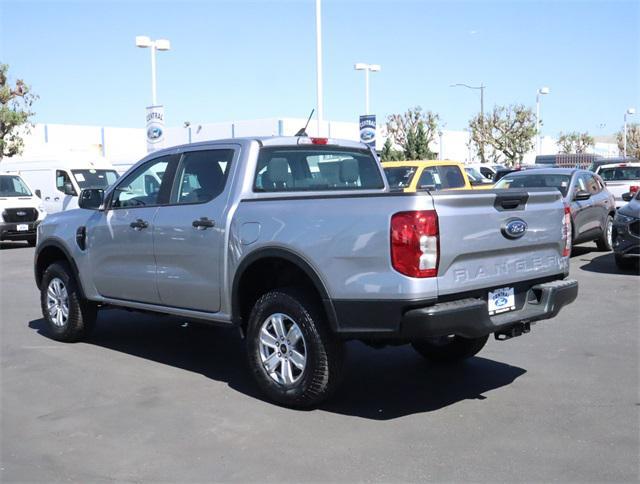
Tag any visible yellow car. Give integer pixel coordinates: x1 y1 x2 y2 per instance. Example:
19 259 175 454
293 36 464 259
382 160 473 192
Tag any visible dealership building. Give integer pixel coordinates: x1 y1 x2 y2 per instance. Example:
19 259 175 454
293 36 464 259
7 118 620 169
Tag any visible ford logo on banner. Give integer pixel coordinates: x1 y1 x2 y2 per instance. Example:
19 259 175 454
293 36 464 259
502 218 528 239
146 105 165 153
359 114 376 147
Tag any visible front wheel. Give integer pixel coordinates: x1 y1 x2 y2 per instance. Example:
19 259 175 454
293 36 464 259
596 215 613 251
40 261 97 342
246 289 345 408
412 335 489 363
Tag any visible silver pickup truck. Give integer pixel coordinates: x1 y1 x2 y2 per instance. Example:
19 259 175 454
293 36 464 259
34 137 578 407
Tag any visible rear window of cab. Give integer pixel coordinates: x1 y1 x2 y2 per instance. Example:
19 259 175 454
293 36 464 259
254 146 384 192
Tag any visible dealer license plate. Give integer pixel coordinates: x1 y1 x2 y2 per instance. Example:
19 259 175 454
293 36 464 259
16 224 29 232
488 287 515 315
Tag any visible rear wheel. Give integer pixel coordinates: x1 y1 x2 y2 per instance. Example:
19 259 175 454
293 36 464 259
40 261 97 342
246 288 345 408
596 215 613 251
412 335 489 363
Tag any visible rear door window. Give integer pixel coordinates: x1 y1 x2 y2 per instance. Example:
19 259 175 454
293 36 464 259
255 146 383 192
172 149 234 204
418 165 466 190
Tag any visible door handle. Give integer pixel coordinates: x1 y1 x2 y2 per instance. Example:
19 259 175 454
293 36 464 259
130 219 149 230
192 217 215 229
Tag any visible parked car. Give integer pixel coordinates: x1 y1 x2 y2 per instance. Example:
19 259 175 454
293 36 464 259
493 165 541 182
587 157 638 173
465 163 505 181
0 173 47 246
612 191 640 270
1 158 119 214
494 168 616 250
34 137 577 407
594 162 640 208
382 160 472 191
464 167 494 188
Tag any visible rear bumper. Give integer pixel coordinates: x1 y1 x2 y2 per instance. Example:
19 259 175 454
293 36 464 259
0 221 39 241
400 279 578 339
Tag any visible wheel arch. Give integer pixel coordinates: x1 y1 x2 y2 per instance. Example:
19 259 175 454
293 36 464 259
34 241 85 298
231 247 338 333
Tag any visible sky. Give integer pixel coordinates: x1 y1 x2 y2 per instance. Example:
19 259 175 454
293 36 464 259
1 0 639 137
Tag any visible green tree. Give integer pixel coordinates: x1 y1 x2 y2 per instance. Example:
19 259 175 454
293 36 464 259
0 64 38 160
616 123 640 159
386 106 438 160
381 137 405 161
468 104 536 166
414 121 434 159
558 131 595 154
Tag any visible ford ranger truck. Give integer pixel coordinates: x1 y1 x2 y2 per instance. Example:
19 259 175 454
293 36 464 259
34 137 578 407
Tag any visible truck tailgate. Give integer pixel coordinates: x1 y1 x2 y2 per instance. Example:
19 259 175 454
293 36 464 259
431 189 569 296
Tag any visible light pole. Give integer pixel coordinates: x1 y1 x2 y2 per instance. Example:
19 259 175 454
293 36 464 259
536 86 550 154
315 0 323 135
354 63 381 115
451 83 485 162
135 36 171 106
624 107 635 158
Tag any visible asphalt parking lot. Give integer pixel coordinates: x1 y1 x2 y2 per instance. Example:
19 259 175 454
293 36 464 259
1 242 638 482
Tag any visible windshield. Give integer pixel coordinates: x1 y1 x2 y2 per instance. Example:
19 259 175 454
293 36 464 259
384 167 418 189
0 175 32 197
255 147 384 192
598 166 640 181
495 174 572 196
72 169 119 189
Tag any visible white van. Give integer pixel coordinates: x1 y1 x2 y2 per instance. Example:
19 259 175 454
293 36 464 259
1 158 119 214
0 173 47 246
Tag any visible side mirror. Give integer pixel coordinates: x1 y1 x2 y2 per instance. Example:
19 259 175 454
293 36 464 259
63 182 77 196
574 190 591 201
78 188 104 210
622 192 632 202
35 189 42 198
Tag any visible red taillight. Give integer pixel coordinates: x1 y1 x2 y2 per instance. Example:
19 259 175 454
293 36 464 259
391 210 439 278
311 137 328 145
630 185 639 194
562 203 572 257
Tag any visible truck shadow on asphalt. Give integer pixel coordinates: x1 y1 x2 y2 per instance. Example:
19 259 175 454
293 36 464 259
576 251 639 276
29 312 526 420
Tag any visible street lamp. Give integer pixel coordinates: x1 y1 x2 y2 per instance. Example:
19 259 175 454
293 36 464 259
135 35 171 106
536 86 550 154
451 83 485 162
624 107 636 158
354 63 381 115
315 0 323 135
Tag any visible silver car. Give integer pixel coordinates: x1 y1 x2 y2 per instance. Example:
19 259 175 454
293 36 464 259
494 168 617 250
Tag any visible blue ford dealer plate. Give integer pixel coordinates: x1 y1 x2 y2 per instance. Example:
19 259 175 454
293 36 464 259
488 287 515 315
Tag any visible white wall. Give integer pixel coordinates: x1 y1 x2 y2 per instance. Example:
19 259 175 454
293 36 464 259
2 120 620 167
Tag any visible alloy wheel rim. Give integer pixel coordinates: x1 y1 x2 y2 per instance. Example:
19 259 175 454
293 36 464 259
47 277 69 327
258 313 307 385
607 218 613 247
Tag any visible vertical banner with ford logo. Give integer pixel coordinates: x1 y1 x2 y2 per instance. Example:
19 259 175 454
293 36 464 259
359 114 376 148
146 105 165 153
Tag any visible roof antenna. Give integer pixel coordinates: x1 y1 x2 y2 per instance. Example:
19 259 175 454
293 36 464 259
295 109 315 137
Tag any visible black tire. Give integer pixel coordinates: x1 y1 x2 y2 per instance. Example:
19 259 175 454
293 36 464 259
411 334 489 364
40 261 97 342
27 236 37 247
246 288 345 408
595 215 613 251
615 253 638 271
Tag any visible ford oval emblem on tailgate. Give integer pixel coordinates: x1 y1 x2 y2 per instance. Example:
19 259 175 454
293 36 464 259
502 218 528 239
